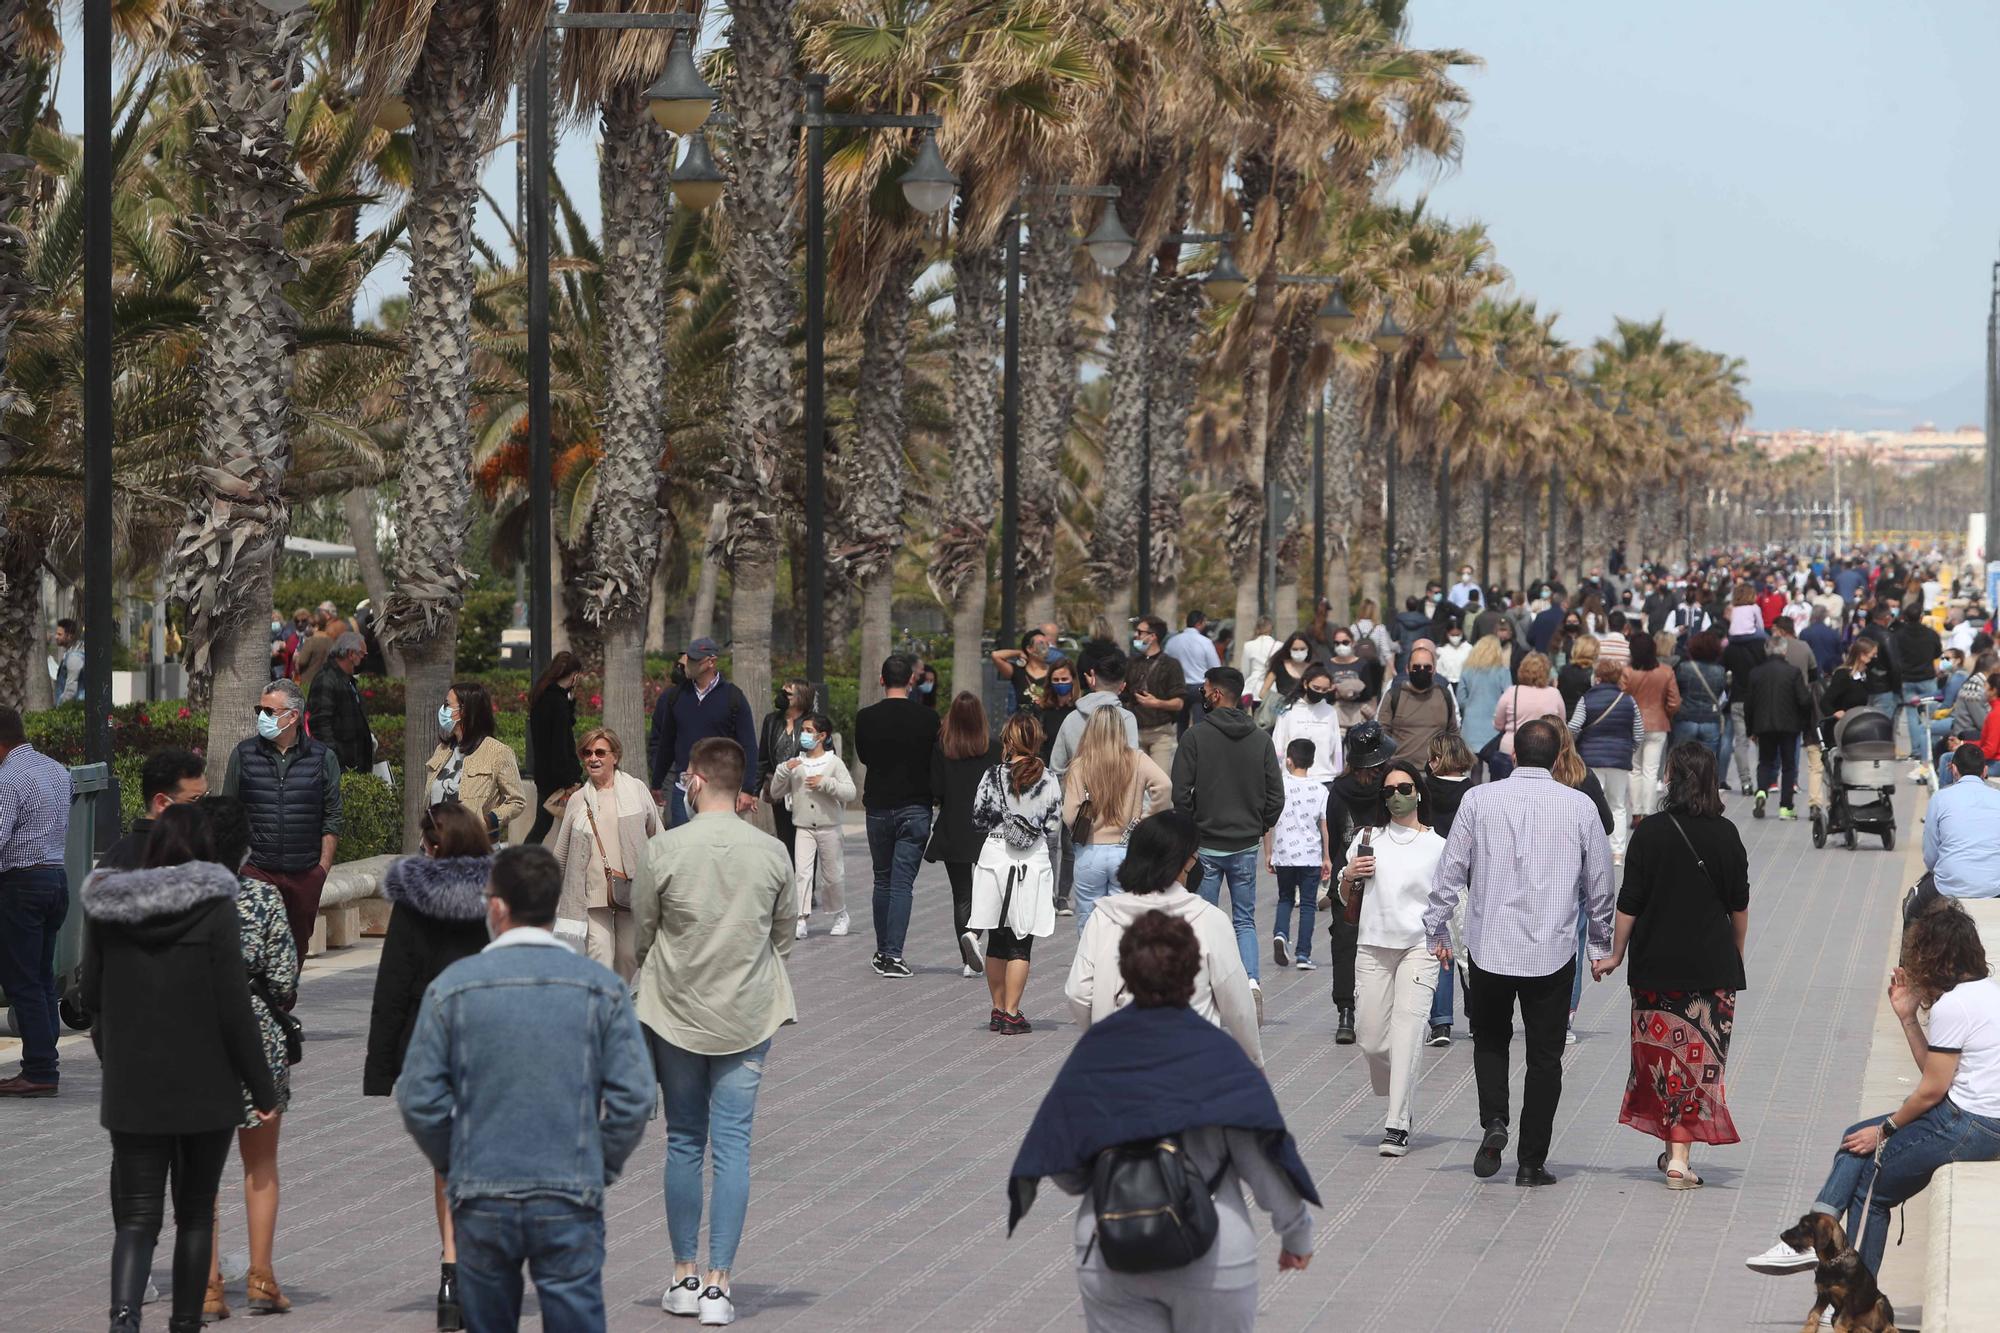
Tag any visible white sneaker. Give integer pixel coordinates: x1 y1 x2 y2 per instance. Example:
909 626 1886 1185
1743 1239 1817 1274
795 918 809 940
1564 1025 1578 1046
830 910 850 936
698 1285 736 1326
960 929 986 966
1249 979 1264 1026
961 963 979 978
663 1275 701 1316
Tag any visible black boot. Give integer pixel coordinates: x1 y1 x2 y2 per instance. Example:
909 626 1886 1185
437 1262 462 1331
167 1315 204 1333
108 1307 141 1333
1335 1005 1356 1045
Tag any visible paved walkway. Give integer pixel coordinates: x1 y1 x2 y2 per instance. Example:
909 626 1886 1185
1 785 1914 1331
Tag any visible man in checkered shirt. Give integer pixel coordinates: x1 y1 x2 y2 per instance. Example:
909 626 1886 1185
0 705 73 1097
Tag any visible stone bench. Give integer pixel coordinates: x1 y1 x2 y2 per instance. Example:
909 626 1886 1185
1922 896 2000 1329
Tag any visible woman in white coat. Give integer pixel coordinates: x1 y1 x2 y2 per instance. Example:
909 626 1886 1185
765 711 856 938
962 713 1062 1036
550 726 659 980
1066 810 1262 1064
1336 761 1445 1158
1270 663 1343 783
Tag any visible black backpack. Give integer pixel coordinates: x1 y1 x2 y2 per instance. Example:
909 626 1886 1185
1087 1136 1227 1273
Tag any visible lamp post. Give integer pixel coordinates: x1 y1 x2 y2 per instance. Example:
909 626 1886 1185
1432 332 1466 590
82 0 112 808
522 11 712 683
800 80 953 684
996 184 1124 647
1373 313 1407 609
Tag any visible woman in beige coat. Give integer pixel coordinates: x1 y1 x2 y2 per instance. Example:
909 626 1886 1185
423 681 527 840
550 726 660 979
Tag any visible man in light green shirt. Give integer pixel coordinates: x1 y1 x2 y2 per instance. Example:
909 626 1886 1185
631 737 794 1326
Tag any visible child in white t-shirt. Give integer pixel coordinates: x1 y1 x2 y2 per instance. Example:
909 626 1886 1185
1264 738 1333 970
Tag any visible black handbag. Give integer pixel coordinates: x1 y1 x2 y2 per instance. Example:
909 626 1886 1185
250 974 302 1066
1087 1136 1228 1274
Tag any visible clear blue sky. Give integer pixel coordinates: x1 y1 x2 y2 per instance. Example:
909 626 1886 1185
1395 0 2000 429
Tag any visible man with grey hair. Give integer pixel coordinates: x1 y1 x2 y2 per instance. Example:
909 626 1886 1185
224 678 344 959
307 630 374 772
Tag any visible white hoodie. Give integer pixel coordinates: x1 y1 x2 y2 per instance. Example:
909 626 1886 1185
1065 886 1263 1066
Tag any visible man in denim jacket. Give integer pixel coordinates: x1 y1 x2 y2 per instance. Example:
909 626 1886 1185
397 844 653 1331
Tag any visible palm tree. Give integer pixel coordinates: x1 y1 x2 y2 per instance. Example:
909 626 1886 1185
0 1 49 705
1018 187 1079 626
559 4 679 774
338 0 539 841
165 0 313 766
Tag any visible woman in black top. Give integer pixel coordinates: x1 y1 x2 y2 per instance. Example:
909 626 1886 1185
931 691 1003 974
758 679 816 865
1035 661 1078 760
363 800 493 1330
81 804 278 1333
1594 742 1749 1189
1817 637 1876 746
525 650 584 846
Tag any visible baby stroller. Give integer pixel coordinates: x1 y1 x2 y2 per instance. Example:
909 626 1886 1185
1814 707 1898 851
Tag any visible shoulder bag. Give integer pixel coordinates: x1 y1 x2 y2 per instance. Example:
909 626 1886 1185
1087 1136 1229 1274
249 973 303 1066
583 794 634 911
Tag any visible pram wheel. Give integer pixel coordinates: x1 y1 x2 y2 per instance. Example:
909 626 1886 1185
1811 808 1826 849
1843 825 1857 850
1882 826 1895 852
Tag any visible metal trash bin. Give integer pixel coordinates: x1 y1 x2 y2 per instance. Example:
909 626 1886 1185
1 763 106 1037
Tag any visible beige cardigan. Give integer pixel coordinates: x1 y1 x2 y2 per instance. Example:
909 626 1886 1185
1059 751 1171 845
551 771 659 930
423 735 527 831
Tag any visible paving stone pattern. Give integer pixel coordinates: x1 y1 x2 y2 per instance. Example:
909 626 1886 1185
0 788 1910 1331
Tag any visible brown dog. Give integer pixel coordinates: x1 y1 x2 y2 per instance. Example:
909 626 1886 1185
1777 1212 1898 1332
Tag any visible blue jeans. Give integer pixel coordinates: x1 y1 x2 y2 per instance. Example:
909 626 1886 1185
0 866 68 1083
1431 963 1454 1026
1569 911 1588 1014
1194 848 1259 982
1071 843 1126 932
1671 719 1723 772
865 806 930 960
1814 1099 2000 1273
1272 865 1319 961
651 1034 771 1274
452 1196 606 1332
1901 682 1933 763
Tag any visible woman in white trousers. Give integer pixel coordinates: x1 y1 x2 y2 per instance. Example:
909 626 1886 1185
1337 762 1446 1158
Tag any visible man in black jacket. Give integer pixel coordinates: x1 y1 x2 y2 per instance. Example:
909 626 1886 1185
1745 637 1813 819
1721 626 1767 797
305 632 373 772
1173 667 1285 1022
1323 721 1394 1044
100 748 208 871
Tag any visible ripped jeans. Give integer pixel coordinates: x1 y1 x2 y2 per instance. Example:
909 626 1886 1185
650 1033 772 1273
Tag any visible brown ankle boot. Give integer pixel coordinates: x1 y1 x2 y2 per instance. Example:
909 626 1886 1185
203 1275 230 1321
244 1269 289 1314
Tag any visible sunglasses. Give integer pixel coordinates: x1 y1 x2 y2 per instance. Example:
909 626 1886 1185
581 746 614 758
1331 640 1352 648
1384 782 1417 796
255 705 291 718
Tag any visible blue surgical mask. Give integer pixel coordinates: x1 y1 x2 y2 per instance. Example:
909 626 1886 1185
919 680 934 695
1053 681 1073 697
799 732 821 750
438 703 456 730
256 711 283 741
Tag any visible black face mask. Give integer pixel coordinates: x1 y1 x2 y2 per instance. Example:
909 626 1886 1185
1307 687 1332 701
671 661 689 688
775 689 792 712
1407 667 1434 689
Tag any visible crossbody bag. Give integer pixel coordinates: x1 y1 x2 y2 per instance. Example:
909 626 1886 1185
583 796 634 911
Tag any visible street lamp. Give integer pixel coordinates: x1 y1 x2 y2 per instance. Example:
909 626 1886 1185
1372 312 1407 355
800 77 954 684
1315 288 1355 339
526 10 706 682
1432 331 1466 588
646 33 715 135
998 182 1123 646
668 130 724 210
1201 244 1248 303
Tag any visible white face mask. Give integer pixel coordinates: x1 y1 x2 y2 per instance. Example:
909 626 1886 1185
1289 647 1308 663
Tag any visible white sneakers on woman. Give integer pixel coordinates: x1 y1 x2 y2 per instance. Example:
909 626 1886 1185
1743 1239 1815 1273
664 1276 736 1325
663 1275 701 1315
698 1286 736 1326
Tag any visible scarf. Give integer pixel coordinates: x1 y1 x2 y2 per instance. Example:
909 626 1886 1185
1007 1003 1318 1233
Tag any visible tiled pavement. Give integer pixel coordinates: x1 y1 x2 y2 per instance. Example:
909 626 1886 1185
2 786 1915 1331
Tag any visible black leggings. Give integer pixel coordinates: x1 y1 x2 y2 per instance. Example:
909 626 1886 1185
946 862 974 942
108 1128 235 1323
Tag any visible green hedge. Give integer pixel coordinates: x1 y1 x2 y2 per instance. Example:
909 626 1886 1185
339 771 403 860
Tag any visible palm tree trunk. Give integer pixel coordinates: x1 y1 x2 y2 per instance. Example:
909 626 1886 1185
843 239 919 709
646 541 673 655
690 499 726 642
168 0 308 764
1019 191 1076 623
1089 259 1150 624
933 224 1001 695
1322 366 1365 615
0 548 36 705
715 0 798 727
342 486 402 674
580 84 669 776
379 17 498 847
1149 270 1201 624
0 0 36 615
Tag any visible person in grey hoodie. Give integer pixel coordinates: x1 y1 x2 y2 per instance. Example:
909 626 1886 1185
1172 666 1287 1016
1049 648 1138 773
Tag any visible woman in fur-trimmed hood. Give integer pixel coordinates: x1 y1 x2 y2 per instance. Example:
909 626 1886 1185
363 802 494 1097
81 805 277 1333
362 801 494 1332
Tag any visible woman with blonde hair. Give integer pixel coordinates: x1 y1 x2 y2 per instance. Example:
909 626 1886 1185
1493 652 1565 759
1557 634 1600 716
1458 634 1512 755
550 726 660 979
964 713 1063 1034
1061 706 1170 930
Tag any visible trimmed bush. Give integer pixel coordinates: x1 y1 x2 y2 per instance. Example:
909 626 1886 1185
339 771 403 861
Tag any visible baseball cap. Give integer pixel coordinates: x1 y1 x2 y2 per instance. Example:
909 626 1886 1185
687 636 721 660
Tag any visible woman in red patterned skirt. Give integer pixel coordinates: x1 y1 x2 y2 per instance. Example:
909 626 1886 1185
1592 741 1750 1188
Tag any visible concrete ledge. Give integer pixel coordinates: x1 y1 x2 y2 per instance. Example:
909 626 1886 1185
310 854 399 957
1922 891 2000 1327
